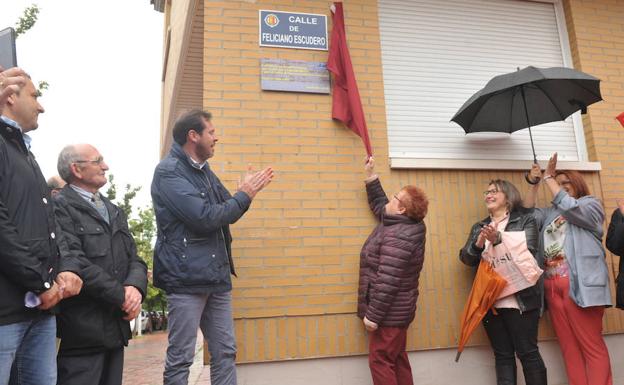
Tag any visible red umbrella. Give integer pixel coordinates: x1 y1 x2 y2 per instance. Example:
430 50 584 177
456 260 507 362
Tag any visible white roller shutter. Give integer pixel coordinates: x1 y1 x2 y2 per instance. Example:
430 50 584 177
378 0 587 165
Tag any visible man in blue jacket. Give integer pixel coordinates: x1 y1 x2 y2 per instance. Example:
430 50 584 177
151 109 273 385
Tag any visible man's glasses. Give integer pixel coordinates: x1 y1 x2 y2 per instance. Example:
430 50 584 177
393 194 405 205
75 156 105 166
483 189 499 196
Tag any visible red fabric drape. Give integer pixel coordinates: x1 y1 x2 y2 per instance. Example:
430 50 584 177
617 111 624 128
327 2 373 157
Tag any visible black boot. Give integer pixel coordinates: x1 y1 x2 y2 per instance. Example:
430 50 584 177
495 364 517 385
522 366 547 385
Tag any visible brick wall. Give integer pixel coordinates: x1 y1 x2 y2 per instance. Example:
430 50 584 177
193 0 624 362
563 0 624 206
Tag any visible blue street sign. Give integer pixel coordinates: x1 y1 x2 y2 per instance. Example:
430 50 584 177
259 10 328 51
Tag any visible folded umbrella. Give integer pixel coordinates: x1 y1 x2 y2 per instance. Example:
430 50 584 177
451 66 602 163
456 259 507 362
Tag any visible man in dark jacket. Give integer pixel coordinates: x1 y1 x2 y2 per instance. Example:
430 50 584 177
151 109 273 385
0 69 83 385
53 143 148 385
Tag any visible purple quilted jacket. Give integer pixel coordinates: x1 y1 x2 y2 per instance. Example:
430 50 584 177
357 178 426 327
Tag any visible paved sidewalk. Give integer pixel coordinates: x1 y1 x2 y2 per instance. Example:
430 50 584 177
123 330 205 385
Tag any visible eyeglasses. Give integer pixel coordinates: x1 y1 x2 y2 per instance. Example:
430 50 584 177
559 180 572 186
75 156 105 166
483 189 499 196
393 194 405 205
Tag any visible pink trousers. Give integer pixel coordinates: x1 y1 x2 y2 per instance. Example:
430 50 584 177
544 276 612 385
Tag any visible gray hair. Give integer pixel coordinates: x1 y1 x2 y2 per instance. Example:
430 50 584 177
489 179 522 213
57 145 81 183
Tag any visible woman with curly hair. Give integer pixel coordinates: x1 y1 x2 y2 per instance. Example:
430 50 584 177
357 157 428 385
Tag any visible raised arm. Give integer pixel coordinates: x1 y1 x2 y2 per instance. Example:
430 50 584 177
523 163 542 208
155 167 252 234
363 157 389 218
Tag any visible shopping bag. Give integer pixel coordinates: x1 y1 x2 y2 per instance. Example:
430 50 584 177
482 231 543 299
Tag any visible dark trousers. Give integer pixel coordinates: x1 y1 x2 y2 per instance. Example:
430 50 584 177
368 326 413 385
57 348 124 385
483 308 547 385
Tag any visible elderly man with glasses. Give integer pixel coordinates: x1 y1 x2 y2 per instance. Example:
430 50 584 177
52 144 147 385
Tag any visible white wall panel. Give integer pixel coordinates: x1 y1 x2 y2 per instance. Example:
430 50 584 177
378 0 583 162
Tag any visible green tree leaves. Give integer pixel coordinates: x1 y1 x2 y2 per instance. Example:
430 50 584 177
15 4 39 37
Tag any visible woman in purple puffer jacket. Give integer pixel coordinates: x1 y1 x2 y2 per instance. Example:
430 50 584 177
357 157 428 385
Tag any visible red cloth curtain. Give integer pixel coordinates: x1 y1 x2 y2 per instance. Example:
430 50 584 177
327 2 373 157
617 111 624 128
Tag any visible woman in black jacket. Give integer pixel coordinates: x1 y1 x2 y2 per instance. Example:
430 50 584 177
606 200 624 309
459 179 546 385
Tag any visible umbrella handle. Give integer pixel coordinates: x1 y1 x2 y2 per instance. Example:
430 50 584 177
520 87 538 163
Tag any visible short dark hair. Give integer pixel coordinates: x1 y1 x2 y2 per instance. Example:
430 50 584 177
401 185 429 221
555 170 590 198
172 109 212 145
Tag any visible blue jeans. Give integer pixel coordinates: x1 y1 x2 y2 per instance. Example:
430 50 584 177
0 314 57 385
164 291 237 385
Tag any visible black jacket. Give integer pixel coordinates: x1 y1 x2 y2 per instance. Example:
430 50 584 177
459 209 543 312
151 143 251 294
0 119 72 325
54 185 147 355
606 208 624 309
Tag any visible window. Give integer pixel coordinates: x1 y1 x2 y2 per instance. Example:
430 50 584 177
378 0 598 170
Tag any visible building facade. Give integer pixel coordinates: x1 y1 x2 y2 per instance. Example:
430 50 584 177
152 0 624 383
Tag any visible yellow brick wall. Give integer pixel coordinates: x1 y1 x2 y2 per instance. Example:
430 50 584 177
195 0 624 363
563 0 624 207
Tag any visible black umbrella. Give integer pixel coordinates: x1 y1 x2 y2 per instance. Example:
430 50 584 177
451 66 602 163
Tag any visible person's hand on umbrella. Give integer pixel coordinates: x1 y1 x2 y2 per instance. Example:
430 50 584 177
523 162 547 208
527 163 542 184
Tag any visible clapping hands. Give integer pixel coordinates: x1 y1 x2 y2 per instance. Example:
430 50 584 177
237 165 274 199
